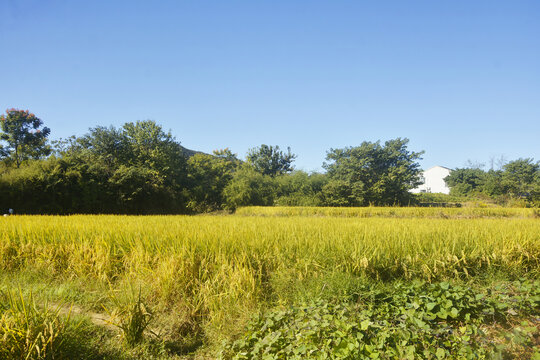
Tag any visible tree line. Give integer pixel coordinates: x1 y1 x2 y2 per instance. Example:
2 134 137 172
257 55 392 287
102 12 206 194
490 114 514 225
444 160 540 205
1 109 538 214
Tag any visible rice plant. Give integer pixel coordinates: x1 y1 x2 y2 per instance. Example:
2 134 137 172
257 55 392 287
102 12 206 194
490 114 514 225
0 210 538 352
0 289 71 359
235 206 537 218
104 287 154 347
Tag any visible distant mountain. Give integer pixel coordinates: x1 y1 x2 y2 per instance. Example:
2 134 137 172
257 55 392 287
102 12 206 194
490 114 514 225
181 146 206 157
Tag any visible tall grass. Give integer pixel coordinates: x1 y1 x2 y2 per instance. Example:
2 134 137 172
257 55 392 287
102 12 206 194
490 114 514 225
1 213 539 343
0 290 71 359
235 206 538 218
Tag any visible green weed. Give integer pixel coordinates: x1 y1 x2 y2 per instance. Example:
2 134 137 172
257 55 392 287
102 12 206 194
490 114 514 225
104 287 154 347
221 280 540 359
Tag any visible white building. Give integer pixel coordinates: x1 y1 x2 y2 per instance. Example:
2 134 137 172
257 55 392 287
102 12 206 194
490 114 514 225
411 166 452 194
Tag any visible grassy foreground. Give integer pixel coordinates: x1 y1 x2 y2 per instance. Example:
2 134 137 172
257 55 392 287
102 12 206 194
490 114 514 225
0 207 539 359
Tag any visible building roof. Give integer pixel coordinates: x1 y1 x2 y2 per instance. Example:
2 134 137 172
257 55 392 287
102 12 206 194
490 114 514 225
424 165 453 172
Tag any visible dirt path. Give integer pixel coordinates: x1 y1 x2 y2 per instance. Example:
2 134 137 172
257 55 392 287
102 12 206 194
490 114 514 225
55 303 117 331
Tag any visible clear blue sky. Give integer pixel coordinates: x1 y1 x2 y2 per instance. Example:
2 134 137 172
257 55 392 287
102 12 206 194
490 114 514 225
1 0 539 171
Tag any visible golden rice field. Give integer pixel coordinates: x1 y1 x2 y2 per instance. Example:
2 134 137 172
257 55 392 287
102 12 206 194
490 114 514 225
236 205 539 218
1 207 539 358
2 211 539 284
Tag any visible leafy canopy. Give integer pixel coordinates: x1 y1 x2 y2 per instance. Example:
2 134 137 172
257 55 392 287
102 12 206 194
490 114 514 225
53 120 189 213
323 138 424 206
187 149 240 212
444 168 486 196
0 109 51 167
502 158 539 196
223 165 276 210
445 158 540 203
247 144 296 177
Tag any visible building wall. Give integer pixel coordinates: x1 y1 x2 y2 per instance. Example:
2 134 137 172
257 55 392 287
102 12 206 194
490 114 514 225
411 166 452 194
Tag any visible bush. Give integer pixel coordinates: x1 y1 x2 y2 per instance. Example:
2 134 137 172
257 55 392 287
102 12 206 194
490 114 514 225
223 166 277 210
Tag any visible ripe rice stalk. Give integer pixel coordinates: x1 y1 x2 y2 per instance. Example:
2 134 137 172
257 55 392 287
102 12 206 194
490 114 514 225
0 212 538 338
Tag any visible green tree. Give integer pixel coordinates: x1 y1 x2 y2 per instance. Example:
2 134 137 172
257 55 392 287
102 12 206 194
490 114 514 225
482 170 504 197
501 158 539 197
47 120 189 213
322 138 424 206
75 126 127 170
122 121 182 168
246 145 296 177
108 165 177 214
0 155 113 214
444 168 486 196
187 149 240 212
223 165 276 210
0 109 51 168
321 179 365 206
274 170 327 206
